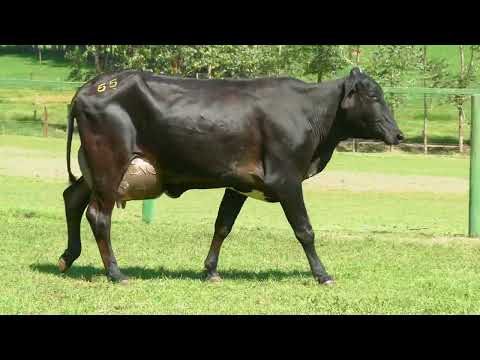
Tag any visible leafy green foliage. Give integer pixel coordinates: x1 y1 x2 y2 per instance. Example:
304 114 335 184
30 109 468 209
279 45 347 82
442 46 480 117
364 46 423 112
64 45 289 81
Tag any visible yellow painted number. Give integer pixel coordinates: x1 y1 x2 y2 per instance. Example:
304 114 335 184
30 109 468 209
97 83 106 93
97 78 118 93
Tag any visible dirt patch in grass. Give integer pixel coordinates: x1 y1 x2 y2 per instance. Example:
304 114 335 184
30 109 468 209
0 147 79 180
304 171 468 193
0 146 468 193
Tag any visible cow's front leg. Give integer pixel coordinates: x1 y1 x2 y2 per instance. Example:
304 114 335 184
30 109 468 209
86 198 128 284
204 189 247 282
274 181 334 285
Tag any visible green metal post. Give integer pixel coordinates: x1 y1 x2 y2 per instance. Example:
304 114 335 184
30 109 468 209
142 200 156 224
469 95 480 237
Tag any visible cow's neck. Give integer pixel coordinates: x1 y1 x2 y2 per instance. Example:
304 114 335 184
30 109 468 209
306 78 345 145
304 78 348 179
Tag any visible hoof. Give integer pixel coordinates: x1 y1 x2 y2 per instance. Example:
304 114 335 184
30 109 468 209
58 257 70 273
108 277 130 285
107 271 129 284
206 273 223 283
319 275 335 286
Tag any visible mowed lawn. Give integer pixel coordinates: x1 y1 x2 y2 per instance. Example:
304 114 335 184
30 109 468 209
0 135 479 314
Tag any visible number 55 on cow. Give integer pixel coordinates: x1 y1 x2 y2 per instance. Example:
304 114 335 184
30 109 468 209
97 78 118 93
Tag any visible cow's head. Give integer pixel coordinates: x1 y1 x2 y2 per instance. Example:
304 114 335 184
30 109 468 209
340 68 404 145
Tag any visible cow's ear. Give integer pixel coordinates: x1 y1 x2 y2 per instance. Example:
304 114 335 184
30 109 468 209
341 78 357 109
350 67 362 78
341 90 355 109
342 67 363 109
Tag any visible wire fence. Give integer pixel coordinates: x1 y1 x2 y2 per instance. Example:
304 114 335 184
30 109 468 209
1 78 479 154
340 93 472 154
0 78 79 138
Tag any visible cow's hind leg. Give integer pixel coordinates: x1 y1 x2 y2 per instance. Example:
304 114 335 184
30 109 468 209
86 197 128 283
204 189 247 282
275 181 333 285
59 177 91 273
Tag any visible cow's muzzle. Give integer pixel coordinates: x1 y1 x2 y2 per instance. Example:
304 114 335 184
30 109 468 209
377 118 404 145
384 130 404 145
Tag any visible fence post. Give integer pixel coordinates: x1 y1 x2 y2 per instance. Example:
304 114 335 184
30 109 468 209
469 95 480 237
43 106 48 137
142 200 156 224
423 94 428 155
423 46 428 155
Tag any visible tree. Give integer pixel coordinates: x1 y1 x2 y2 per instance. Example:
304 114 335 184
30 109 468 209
364 45 423 115
64 45 284 81
294 46 347 82
32 45 43 64
417 46 450 154
443 45 480 153
363 46 423 150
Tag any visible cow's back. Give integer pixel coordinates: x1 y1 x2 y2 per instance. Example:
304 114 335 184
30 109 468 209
73 71 313 194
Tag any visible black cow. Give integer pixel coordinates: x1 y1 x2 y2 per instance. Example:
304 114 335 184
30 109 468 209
60 67 403 285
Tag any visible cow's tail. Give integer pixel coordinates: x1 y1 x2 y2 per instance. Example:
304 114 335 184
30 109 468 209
66 102 77 184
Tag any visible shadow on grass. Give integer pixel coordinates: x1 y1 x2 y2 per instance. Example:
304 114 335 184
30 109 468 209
406 135 469 146
30 263 311 282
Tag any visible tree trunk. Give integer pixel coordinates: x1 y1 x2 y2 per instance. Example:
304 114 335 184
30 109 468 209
104 46 109 70
459 106 465 153
423 45 428 155
208 64 212 79
389 107 395 152
317 73 322 83
278 45 283 75
423 95 429 155
173 62 177 75
459 45 465 153
94 46 102 74
38 45 42 64
43 106 48 138
355 45 360 65
351 45 361 153
465 45 476 85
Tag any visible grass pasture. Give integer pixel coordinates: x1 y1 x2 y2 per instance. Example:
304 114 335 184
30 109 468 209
0 135 478 314
0 52 80 138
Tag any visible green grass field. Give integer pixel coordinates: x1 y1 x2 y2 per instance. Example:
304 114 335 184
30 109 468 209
0 51 80 138
0 51 72 81
1 134 478 314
